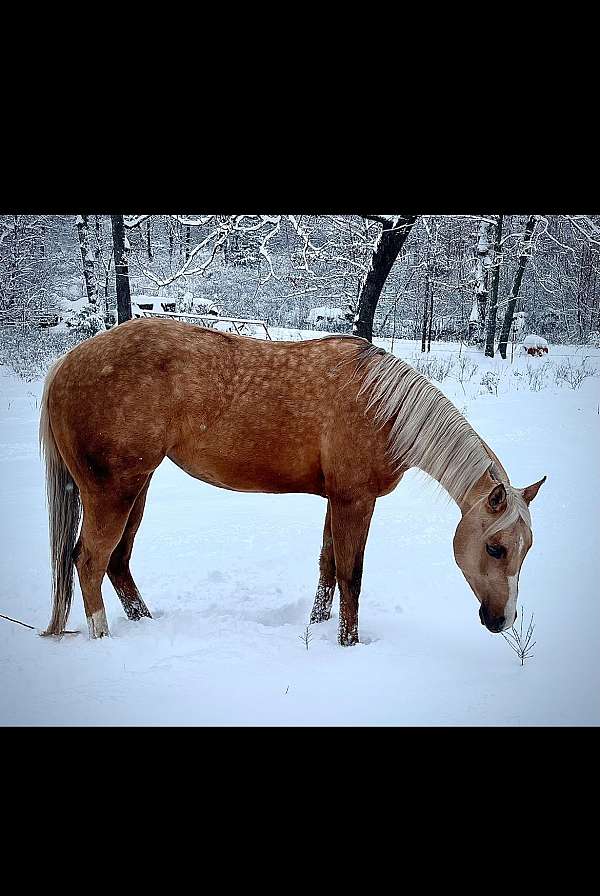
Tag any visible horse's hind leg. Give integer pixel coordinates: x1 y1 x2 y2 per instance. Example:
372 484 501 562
107 474 153 621
329 496 376 646
74 478 148 638
309 500 336 624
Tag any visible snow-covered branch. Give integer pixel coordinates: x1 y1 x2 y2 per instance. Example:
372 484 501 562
567 215 600 249
124 215 152 229
140 228 221 287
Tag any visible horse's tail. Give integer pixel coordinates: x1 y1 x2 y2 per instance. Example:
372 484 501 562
39 357 82 636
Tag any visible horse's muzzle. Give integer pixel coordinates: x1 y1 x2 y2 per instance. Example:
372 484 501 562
479 604 506 633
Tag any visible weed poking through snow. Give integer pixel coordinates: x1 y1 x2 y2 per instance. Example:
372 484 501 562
502 607 536 666
299 626 312 651
480 371 501 396
554 357 598 390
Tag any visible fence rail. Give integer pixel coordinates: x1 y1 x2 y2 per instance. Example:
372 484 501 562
139 310 272 339
0 308 59 327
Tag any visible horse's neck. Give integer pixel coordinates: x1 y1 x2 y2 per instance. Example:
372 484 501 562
400 395 503 507
356 346 508 506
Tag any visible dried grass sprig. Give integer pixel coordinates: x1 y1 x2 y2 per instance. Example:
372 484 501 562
502 606 536 666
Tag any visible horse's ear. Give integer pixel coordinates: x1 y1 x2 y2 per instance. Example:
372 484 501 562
521 475 547 506
487 482 507 513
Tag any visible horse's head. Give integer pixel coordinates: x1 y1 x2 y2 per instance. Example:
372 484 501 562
453 470 546 633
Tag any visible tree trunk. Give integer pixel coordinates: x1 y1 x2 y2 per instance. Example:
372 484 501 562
111 214 132 324
146 219 153 261
484 215 504 357
76 215 98 306
353 216 417 342
421 271 429 352
95 215 102 255
498 215 537 359
427 283 434 351
469 219 493 343
94 216 103 315
421 233 433 353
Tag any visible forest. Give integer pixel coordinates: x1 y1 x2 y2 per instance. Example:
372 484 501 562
1 214 598 352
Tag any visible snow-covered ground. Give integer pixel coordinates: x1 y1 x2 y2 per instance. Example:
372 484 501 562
1 334 599 725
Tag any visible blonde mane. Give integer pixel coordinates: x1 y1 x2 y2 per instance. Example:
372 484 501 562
342 340 531 532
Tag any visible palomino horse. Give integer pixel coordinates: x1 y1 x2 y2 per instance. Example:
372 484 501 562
39 319 545 644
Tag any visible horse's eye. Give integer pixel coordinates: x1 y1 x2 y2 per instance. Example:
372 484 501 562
486 543 506 559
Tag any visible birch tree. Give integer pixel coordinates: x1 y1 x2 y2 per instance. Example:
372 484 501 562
420 217 437 352
469 218 494 344
485 215 504 358
75 215 99 306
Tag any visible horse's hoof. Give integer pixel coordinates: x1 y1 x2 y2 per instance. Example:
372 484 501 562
127 610 153 622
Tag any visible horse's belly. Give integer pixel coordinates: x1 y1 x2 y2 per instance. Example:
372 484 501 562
168 442 326 496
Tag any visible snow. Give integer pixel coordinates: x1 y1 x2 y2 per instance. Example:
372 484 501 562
131 297 178 317
0 336 599 725
60 295 88 314
514 311 526 338
523 334 549 349
306 306 346 326
178 294 223 315
132 295 223 317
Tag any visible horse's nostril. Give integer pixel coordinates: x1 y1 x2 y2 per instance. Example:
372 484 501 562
495 615 506 631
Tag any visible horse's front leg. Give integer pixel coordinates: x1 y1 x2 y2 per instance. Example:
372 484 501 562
309 500 336 624
329 496 376 646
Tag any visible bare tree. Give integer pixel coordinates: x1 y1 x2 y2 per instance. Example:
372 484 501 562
146 219 153 262
111 214 132 324
0 215 57 323
75 215 98 306
469 218 494 344
485 215 504 357
420 217 441 352
498 215 538 359
353 215 418 342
